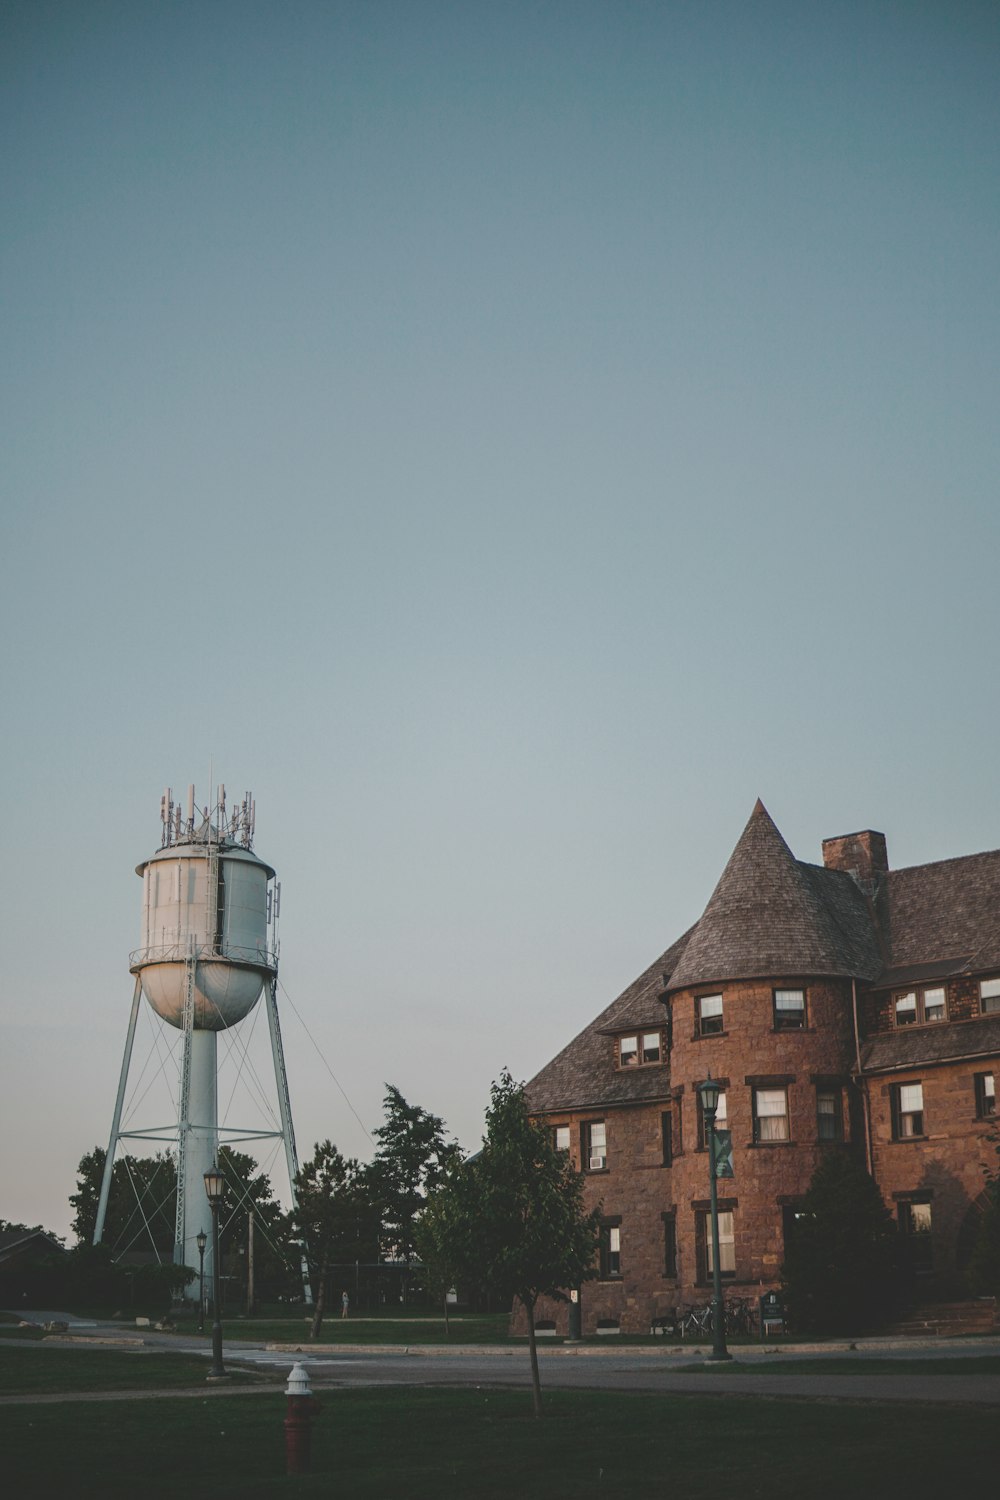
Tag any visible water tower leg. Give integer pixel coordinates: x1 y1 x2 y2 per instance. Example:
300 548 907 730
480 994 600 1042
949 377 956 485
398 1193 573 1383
176 1030 218 1301
94 977 142 1246
264 978 313 1305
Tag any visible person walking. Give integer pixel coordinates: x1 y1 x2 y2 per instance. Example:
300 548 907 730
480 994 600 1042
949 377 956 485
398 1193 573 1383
341 1290 350 1319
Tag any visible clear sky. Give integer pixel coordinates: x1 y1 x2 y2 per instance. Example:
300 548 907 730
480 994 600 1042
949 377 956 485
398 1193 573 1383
2 1 999 1240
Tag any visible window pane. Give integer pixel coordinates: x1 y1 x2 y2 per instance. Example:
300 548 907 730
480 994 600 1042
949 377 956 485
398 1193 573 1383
895 992 917 1024
923 988 945 1022
619 1035 638 1065
756 1090 786 1115
899 1084 923 1112
817 1091 839 1140
553 1126 570 1152
981 978 1000 1013
589 1122 606 1154
707 1211 735 1274
755 1089 788 1141
642 1032 661 1063
700 995 723 1018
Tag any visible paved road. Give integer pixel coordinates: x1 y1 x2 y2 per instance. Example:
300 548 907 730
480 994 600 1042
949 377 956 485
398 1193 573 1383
6 1322 1000 1407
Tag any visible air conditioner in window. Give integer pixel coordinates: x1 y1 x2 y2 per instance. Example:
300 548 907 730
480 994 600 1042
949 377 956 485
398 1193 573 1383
589 1154 606 1170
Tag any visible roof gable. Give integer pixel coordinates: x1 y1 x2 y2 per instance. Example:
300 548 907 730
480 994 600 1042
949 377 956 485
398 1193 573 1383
668 801 880 989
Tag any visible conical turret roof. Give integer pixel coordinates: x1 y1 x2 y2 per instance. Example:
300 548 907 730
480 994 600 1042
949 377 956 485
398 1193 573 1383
667 800 880 989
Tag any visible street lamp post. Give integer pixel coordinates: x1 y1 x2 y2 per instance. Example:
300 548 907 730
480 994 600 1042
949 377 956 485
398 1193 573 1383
203 1165 228 1379
697 1073 732 1362
196 1229 207 1333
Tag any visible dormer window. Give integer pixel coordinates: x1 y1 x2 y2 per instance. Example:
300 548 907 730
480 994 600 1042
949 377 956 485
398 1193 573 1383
617 1032 662 1067
894 987 947 1027
981 978 1000 1015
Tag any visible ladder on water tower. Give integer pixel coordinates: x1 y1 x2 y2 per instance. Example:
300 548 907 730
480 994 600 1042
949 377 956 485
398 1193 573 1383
173 949 198 1256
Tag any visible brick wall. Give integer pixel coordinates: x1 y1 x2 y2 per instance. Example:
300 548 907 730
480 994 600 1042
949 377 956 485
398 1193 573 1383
667 976 861 1299
867 1061 997 1292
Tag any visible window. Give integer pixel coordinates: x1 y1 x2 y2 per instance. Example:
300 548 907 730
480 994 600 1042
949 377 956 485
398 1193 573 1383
816 1087 843 1141
660 1112 673 1167
894 987 947 1026
697 1088 727 1149
752 1087 789 1142
599 1222 621 1278
899 1200 933 1274
551 1125 570 1154
663 1213 677 1277
617 1031 661 1067
698 1209 736 1278
891 1082 924 1139
923 988 946 1022
981 978 1000 1015
975 1073 996 1119
584 1120 607 1170
774 988 806 1030
698 994 724 1036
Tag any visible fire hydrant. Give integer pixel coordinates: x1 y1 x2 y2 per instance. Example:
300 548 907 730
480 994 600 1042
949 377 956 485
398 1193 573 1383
284 1361 321 1475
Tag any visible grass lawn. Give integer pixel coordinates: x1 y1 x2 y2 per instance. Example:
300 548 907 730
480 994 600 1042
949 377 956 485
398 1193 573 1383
217 1312 511 1343
0 1345 266 1396
1 1385 994 1499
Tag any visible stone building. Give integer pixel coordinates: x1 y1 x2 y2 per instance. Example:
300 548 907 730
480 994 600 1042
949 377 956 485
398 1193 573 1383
524 802 1000 1334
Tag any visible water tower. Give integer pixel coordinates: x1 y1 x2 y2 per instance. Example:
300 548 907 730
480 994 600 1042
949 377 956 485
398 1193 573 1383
94 784 307 1302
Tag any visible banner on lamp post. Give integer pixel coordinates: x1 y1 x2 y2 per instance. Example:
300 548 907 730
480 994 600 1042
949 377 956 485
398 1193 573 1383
713 1128 734 1179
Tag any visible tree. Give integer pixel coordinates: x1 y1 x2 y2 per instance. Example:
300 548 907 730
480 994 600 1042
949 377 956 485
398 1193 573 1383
421 1070 602 1418
291 1142 379 1340
966 1127 1000 1298
368 1085 459 1300
216 1148 292 1305
70 1148 177 1254
70 1145 291 1299
781 1152 903 1335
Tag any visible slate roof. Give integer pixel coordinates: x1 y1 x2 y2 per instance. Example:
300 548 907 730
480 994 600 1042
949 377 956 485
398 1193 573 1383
861 1014 1000 1073
666 801 882 989
877 849 1000 977
524 929 692 1114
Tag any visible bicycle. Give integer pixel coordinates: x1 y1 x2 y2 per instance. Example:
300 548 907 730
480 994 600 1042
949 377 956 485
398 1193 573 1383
679 1303 714 1338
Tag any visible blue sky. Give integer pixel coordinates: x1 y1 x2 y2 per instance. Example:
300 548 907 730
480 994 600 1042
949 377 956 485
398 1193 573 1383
2 1 999 1237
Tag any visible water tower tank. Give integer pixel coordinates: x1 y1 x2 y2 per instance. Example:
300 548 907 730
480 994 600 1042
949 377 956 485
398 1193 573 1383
129 790 277 1029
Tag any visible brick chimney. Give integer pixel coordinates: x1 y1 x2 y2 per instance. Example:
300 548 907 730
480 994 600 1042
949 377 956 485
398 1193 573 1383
822 829 888 891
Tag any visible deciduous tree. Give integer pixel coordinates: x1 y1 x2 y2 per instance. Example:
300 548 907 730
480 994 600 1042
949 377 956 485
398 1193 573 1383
291 1142 378 1339
368 1085 459 1299
421 1070 601 1417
